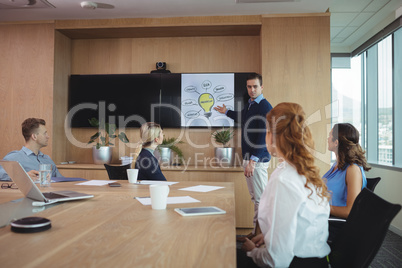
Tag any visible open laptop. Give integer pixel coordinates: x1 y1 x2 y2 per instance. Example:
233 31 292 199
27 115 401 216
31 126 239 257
0 160 93 206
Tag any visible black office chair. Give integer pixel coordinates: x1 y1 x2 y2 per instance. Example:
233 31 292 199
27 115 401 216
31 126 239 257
329 188 401 268
328 176 383 243
104 163 131 180
366 177 381 192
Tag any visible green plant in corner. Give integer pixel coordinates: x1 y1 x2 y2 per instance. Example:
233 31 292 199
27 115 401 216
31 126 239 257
212 127 234 148
159 137 184 164
87 118 129 149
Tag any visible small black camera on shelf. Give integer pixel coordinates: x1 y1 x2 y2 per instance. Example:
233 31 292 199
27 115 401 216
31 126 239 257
151 62 171 73
156 61 166 70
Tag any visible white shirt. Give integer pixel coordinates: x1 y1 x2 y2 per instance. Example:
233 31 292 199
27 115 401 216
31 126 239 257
247 161 330 267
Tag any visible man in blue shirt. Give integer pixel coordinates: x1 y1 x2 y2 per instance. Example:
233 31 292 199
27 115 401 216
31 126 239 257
0 118 63 181
215 73 273 237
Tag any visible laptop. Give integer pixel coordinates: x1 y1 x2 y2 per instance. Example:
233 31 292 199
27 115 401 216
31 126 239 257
0 160 94 206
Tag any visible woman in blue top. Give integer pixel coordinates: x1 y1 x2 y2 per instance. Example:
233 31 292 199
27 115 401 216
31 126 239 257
134 122 167 181
324 123 370 219
324 123 370 243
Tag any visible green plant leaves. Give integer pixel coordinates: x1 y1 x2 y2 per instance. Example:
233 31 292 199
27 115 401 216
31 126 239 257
88 117 100 127
105 122 116 136
118 132 129 143
88 132 101 144
161 137 183 147
212 127 234 147
87 117 130 146
158 137 184 164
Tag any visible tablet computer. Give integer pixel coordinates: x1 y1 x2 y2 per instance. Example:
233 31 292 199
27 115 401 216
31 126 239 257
174 206 226 216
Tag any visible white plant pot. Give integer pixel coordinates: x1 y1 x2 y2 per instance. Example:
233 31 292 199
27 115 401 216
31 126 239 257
155 147 172 165
215 147 235 167
92 146 112 164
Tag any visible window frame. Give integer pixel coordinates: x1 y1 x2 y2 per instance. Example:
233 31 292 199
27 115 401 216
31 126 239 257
331 16 402 171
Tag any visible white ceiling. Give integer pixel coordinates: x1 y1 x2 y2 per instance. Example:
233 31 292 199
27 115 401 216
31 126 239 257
0 0 401 53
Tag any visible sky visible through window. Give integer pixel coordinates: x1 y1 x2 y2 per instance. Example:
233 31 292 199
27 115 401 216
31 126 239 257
331 34 394 165
331 56 362 135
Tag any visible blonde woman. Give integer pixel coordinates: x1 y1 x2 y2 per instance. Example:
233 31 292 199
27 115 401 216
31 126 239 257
134 122 167 181
241 103 331 268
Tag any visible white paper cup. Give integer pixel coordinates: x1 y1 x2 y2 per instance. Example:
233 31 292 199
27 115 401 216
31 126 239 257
149 184 170 210
127 169 139 183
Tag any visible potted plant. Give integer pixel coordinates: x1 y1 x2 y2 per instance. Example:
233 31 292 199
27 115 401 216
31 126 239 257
156 137 184 165
87 117 129 164
212 127 235 167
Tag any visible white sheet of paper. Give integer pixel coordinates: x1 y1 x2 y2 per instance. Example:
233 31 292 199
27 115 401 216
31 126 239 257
178 185 225 192
135 196 200 206
136 180 178 185
76 180 116 186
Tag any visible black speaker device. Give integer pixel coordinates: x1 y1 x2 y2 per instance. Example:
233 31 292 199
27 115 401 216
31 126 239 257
10 217 52 233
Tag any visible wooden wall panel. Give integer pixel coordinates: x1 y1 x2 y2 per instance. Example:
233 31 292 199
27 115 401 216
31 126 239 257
1 15 330 171
65 121 243 165
260 15 331 175
67 35 260 164
53 31 72 164
71 36 260 74
0 23 55 159
55 15 262 29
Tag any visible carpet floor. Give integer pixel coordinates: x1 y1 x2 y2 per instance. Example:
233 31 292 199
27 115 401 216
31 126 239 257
236 230 402 267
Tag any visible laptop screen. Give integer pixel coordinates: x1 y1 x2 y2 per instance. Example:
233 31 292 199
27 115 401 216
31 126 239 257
0 161 46 201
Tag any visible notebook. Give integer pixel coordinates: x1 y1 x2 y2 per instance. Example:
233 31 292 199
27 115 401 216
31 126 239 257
0 160 94 206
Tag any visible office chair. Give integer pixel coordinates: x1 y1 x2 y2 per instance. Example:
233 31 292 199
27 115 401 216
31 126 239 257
366 177 381 192
104 163 131 180
328 176 383 244
329 188 401 268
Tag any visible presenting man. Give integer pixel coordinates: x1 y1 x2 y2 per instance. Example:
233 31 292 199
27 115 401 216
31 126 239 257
214 73 272 238
0 118 63 181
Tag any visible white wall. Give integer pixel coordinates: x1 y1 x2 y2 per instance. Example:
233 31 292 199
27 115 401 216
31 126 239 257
366 166 402 236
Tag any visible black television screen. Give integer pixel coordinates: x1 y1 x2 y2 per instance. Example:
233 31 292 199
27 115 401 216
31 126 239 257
68 73 251 128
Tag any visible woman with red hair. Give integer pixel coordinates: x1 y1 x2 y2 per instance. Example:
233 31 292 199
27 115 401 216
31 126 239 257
241 102 331 268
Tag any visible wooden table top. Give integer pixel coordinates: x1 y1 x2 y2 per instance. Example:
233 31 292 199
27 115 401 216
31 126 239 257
0 180 236 268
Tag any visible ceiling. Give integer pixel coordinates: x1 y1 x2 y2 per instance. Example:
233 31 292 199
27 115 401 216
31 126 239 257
0 0 401 53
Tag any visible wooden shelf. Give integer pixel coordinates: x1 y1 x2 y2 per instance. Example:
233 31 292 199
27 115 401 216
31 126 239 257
57 163 243 172
55 15 262 39
58 25 261 39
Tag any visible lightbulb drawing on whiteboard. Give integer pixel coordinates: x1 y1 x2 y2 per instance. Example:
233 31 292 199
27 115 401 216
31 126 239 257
198 93 215 118
181 74 234 127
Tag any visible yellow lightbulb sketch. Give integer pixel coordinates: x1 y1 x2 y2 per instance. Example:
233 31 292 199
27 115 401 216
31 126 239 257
198 93 215 118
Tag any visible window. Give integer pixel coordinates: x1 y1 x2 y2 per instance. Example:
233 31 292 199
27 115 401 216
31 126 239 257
377 36 393 165
331 22 402 168
331 55 363 135
330 55 363 162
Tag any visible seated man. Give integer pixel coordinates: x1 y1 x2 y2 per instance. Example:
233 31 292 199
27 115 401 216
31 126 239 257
0 118 63 181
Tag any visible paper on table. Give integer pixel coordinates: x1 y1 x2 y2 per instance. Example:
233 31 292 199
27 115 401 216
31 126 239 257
179 185 225 192
136 180 178 185
76 180 116 186
135 196 200 206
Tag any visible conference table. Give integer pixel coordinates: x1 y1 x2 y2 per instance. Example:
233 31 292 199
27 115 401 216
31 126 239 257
0 180 236 267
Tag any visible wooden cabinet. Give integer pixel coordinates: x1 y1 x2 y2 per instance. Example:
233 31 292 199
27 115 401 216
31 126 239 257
57 164 109 180
57 164 254 228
